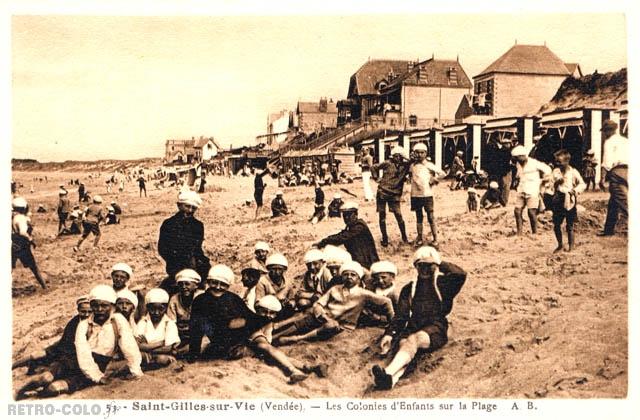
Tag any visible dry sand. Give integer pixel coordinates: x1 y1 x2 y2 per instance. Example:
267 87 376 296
11 170 627 399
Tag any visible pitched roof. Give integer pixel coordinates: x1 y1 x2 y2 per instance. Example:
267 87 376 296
194 137 221 149
297 101 338 114
348 60 412 97
564 63 582 78
382 58 473 92
475 45 571 78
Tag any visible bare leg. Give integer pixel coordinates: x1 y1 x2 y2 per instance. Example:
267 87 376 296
527 208 538 234
272 312 309 337
373 331 431 390
514 207 524 235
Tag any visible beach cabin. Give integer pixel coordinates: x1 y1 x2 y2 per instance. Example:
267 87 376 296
441 123 483 171
538 107 615 183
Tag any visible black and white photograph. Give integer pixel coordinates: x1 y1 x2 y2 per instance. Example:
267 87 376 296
4 1 635 417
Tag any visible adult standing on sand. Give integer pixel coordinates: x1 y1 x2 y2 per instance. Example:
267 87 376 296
371 146 412 247
511 145 551 236
158 190 211 294
253 166 271 220
360 148 374 202
598 120 628 236
78 182 86 203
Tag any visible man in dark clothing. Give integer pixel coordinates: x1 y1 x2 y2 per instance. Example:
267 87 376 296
372 146 411 247
310 182 325 224
78 183 86 203
158 190 211 293
488 139 514 206
138 176 147 197
254 167 270 220
372 246 466 390
187 265 264 362
315 201 379 269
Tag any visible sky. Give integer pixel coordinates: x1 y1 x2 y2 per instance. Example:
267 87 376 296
11 13 627 162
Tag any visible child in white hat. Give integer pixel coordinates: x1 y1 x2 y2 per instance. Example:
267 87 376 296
274 261 394 345
167 269 203 348
134 288 180 370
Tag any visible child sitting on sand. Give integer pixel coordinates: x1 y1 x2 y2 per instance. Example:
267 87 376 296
167 269 203 350
273 261 394 345
12 296 92 374
271 191 289 218
480 181 503 210
13 295 93 400
327 193 343 218
295 249 332 310
134 288 181 370
116 290 139 331
247 295 329 384
360 261 399 327
241 267 263 312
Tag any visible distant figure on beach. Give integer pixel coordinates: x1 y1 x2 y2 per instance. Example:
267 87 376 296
78 183 86 203
11 197 47 289
582 149 598 191
138 176 147 197
360 148 374 201
57 188 71 235
271 190 289 218
74 195 106 251
254 167 270 220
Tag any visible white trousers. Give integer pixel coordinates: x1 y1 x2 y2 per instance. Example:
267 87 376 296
362 171 374 201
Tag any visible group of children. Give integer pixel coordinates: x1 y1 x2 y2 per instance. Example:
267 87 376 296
13 229 467 397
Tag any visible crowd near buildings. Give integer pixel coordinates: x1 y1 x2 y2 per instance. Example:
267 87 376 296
10 40 628 400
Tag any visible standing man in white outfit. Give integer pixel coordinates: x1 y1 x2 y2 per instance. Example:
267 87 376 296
360 148 374 202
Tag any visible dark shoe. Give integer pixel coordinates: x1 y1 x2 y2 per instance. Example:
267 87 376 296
429 241 439 249
414 238 424 248
288 372 308 384
553 246 563 253
597 231 614 237
381 239 389 247
372 365 392 390
313 363 329 378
